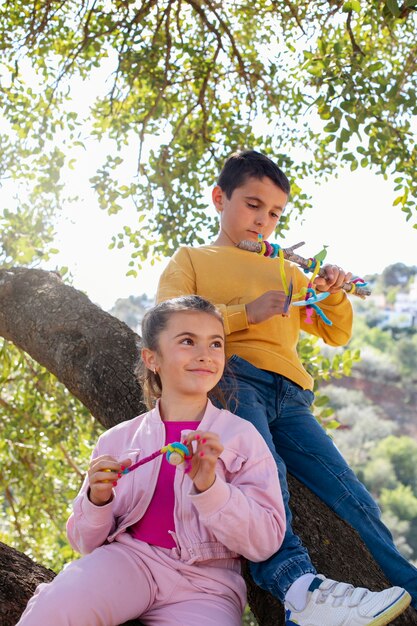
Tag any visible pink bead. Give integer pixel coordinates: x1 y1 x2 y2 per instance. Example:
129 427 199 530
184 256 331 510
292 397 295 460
305 307 314 324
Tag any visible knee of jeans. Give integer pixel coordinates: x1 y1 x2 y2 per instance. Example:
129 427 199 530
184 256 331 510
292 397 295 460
333 467 382 516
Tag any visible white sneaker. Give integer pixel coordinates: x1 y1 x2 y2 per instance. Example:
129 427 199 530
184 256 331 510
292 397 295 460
285 575 411 625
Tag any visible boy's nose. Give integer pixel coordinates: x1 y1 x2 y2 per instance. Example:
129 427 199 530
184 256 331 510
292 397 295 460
255 213 267 225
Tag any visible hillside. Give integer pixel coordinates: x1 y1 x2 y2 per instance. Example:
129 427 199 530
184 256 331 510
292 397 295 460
325 375 417 439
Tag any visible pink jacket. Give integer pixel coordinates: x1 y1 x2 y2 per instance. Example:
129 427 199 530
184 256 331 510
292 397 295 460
67 400 285 564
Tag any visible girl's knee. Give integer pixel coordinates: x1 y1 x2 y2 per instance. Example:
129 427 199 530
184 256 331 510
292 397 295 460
18 580 73 625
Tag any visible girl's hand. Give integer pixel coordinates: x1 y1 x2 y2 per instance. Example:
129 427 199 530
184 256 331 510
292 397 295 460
87 455 132 506
182 431 224 493
314 265 353 293
246 290 289 324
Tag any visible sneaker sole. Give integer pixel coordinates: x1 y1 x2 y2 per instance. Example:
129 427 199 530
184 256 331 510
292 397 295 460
368 590 411 626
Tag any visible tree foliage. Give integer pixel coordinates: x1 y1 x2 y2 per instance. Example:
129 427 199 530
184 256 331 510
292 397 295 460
1 0 416 267
0 339 103 570
326 290 417 562
1 3 417 622
381 263 417 289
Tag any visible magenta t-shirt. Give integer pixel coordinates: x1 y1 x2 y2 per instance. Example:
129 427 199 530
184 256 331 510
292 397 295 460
129 421 199 549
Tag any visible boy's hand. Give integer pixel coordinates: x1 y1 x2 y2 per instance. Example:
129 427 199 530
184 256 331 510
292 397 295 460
182 431 224 493
87 455 132 506
246 290 289 324
314 264 353 294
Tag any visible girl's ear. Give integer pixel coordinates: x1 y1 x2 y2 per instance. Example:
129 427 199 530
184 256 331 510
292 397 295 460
212 185 224 213
141 347 158 372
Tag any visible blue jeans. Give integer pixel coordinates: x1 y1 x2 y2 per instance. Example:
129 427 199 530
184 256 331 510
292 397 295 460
219 355 417 607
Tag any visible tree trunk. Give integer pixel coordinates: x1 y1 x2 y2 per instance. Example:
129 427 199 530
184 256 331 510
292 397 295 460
0 268 146 430
0 268 415 626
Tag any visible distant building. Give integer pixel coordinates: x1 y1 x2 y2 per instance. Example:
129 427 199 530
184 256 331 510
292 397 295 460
394 277 417 326
378 277 417 329
379 310 415 329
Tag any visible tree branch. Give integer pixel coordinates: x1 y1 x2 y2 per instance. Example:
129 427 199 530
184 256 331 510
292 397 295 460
0 268 416 626
0 268 144 430
346 10 365 57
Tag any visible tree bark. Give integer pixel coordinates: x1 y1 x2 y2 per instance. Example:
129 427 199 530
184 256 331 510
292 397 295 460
0 268 146 429
0 268 416 626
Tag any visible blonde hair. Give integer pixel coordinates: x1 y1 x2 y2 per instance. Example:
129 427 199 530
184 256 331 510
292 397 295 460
137 296 225 409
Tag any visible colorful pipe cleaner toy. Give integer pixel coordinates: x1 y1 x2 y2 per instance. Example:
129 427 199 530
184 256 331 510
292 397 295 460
238 235 370 326
121 442 192 475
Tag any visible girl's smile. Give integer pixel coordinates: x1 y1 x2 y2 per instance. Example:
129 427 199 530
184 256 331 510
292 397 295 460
142 310 225 411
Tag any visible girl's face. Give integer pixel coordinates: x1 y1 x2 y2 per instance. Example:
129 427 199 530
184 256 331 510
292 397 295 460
143 311 226 402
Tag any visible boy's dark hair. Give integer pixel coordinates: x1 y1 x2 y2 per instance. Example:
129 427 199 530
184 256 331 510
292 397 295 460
137 295 226 409
217 149 290 198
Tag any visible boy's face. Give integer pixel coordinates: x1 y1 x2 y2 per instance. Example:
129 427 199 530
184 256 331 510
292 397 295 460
212 176 288 246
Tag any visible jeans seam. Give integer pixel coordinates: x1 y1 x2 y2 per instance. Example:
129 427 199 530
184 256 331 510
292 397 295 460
282 431 363 508
276 380 293 418
332 489 380 514
284 432 389 543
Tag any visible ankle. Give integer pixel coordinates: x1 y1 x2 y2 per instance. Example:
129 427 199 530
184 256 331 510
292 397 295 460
285 573 317 611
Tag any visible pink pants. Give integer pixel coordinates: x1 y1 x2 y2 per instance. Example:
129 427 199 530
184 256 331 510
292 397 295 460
17 533 246 626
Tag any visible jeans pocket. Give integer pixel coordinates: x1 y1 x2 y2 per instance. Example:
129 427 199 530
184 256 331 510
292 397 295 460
293 386 314 407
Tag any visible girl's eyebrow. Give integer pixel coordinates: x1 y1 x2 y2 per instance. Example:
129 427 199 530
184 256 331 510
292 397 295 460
173 331 224 341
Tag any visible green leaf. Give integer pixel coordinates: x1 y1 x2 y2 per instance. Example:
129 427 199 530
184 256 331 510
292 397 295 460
343 0 361 12
385 0 401 16
324 420 341 431
324 122 340 133
368 62 384 72
340 128 351 143
314 394 330 407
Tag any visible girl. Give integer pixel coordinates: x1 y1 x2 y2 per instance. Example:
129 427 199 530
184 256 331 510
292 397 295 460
17 295 286 626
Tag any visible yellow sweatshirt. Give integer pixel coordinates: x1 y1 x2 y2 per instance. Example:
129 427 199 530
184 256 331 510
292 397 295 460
156 245 353 390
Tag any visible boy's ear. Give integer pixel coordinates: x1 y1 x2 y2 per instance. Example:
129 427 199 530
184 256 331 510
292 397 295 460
141 347 158 372
212 185 224 213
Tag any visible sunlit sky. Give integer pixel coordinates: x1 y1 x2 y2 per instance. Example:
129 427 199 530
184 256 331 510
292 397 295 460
47 165 416 311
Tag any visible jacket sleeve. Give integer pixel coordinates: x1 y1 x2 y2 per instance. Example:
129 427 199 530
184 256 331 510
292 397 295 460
188 440 286 562
156 248 249 335
294 266 353 346
66 446 117 555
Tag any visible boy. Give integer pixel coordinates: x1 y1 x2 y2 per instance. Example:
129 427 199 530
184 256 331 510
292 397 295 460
156 150 416 625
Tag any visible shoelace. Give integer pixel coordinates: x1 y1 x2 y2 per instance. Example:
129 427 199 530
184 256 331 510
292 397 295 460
317 580 369 608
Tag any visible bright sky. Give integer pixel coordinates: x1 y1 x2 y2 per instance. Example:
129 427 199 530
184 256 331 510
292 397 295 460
47 166 417 311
